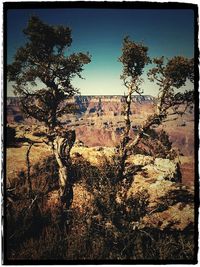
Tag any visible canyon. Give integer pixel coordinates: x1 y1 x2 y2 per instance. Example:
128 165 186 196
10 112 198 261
6 95 195 185
7 95 194 153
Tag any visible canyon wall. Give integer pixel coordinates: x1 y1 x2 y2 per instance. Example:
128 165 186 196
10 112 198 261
6 95 194 156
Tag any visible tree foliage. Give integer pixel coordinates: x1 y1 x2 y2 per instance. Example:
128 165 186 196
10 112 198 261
7 16 91 131
119 36 150 81
147 56 194 120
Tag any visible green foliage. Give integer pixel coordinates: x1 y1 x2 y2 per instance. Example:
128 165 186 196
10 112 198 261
164 56 194 88
119 36 150 79
23 16 72 54
7 16 91 130
148 55 194 93
7 16 91 212
6 20 195 262
144 55 194 142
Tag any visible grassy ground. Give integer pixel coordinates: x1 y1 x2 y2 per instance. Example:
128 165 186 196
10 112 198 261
6 143 50 184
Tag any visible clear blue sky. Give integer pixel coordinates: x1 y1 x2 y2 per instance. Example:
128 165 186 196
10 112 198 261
7 8 194 96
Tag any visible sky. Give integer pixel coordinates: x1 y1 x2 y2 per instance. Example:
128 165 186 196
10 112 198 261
6 7 195 96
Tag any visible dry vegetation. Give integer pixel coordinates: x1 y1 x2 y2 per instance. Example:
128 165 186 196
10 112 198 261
5 125 195 261
5 15 196 263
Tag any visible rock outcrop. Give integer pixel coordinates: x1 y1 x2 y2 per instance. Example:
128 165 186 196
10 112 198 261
125 154 194 231
70 147 194 231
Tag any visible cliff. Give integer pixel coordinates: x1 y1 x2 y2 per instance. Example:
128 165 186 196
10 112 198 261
6 95 194 185
7 95 155 120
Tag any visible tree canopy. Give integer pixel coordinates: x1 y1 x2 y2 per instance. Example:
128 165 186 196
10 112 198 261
119 36 150 91
8 16 91 130
147 56 194 117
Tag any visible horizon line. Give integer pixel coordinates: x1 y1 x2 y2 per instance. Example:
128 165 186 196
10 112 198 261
7 94 155 98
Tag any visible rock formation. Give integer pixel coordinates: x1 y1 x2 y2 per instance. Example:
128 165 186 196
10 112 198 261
70 146 194 231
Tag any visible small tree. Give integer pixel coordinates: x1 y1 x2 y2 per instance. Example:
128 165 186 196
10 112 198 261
117 36 150 180
7 16 91 209
118 38 194 181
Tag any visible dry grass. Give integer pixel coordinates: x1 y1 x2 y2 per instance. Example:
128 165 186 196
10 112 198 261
5 150 195 261
6 143 50 182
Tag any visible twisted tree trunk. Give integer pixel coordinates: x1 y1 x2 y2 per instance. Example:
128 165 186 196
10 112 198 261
127 88 168 152
117 84 167 182
52 130 76 210
117 85 133 181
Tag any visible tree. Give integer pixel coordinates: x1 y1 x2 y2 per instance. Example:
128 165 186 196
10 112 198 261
139 55 194 146
7 16 91 210
147 56 194 120
118 38 194 182
117 36 150 180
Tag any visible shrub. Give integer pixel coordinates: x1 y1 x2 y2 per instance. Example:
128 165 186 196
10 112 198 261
6 155 60 257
